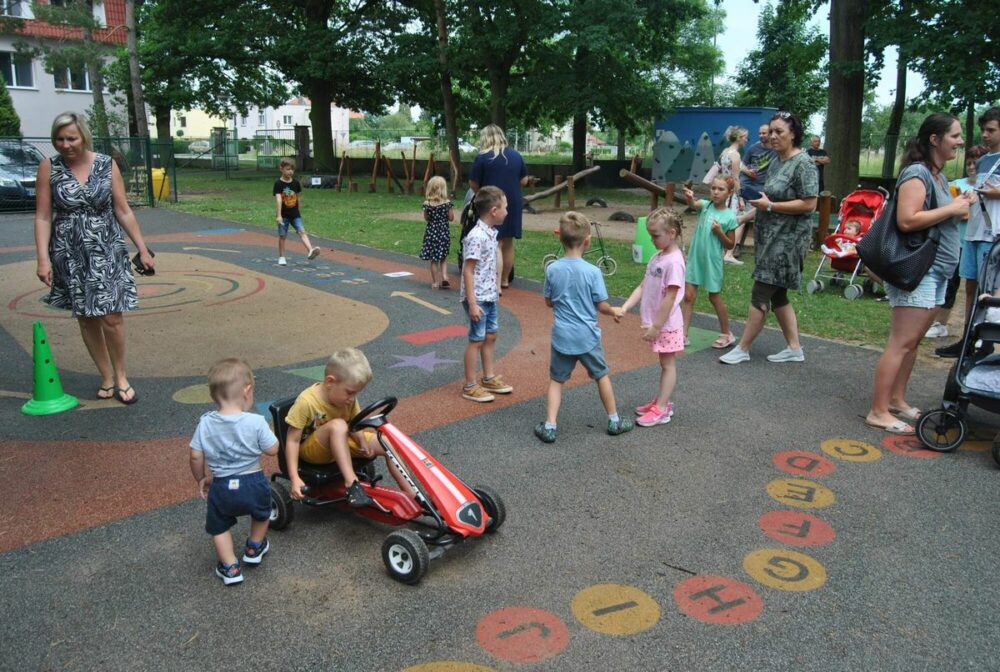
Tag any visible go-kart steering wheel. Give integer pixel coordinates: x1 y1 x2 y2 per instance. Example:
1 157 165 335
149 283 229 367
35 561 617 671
349 397 398 432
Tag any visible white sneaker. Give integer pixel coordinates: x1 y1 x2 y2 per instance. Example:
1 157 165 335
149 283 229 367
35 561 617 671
767 347 805 363
924 322 948 338
308 246 321 260
723 256 744 266
277 256 287 266
719 346 750 364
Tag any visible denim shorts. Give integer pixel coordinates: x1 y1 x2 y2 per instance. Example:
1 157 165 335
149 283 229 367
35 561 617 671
549 343 609 383
277 217 305 237
960 240 993 281
462 300 498 342
885 270 948 309
205 471 271 535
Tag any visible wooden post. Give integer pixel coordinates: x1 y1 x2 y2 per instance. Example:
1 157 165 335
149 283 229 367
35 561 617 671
337 152 346 192
348 154 357 192
369 142 380 192
422 151 435 192
629 155 639 175
566 175 575 210
554 174 565 209
665 182 675 206
815 192 834 248
409 147 417 194
384 156 405 193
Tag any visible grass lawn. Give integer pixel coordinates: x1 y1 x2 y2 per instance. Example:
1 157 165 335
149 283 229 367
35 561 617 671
164 168 892 347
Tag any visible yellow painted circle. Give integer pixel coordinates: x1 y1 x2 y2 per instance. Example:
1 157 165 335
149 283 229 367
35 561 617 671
571 583 661 635
820 438 881 462
743 548 827 592
172 383 212 405
765 478 835 509
403 664 495 672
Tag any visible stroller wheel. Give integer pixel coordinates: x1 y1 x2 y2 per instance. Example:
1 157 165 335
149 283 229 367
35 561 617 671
916 408 967 453
844 284 863 300
806 279 821 294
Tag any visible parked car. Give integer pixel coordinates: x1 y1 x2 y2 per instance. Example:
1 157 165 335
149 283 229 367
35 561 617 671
459 141 477 153
187 140 211 154
0 142 45 210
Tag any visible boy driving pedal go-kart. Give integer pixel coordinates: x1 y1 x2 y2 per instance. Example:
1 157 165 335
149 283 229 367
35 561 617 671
268 349 506 584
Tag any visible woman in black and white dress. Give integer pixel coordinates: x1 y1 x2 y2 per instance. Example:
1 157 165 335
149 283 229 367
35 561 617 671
33 112 155 404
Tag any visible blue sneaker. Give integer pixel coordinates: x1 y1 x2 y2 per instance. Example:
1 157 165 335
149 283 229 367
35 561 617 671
607 418 635 436
242 538 269 565
533 422 556 444
215 561 243 586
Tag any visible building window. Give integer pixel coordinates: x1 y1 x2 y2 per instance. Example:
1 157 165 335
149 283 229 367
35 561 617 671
178 115 187 128
257 110 265 126
240 116 247 127
2 1 32 18
0 52 33 87
283 115 293 125
54 65 90 92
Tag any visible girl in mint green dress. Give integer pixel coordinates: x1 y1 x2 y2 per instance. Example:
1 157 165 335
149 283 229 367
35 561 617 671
681 176 739 348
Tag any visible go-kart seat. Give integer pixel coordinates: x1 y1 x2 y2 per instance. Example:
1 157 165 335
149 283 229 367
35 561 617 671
268 396 374 487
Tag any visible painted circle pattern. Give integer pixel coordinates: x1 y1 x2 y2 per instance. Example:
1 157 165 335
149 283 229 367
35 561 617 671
765 477 836 509
571 584 660 635
743 548 828 592
758 510 835 547
672 575 764 625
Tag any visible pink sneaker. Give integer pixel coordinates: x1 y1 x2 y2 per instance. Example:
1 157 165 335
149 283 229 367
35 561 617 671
636 402 675 427
635 399 658 416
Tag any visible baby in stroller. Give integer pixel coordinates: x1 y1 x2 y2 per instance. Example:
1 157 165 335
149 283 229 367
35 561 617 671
820 219 863 258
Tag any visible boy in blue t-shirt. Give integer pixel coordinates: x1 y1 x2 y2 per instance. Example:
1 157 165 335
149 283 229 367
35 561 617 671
190 358 278 585
534 212 634 443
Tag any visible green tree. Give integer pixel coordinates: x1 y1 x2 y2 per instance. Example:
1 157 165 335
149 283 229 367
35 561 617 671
0 82 22 136
734 1 828 120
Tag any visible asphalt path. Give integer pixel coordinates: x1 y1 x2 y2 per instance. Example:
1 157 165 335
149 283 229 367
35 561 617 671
1 208 999 672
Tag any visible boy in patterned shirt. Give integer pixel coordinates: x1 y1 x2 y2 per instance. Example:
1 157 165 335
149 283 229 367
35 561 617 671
459 186 514 402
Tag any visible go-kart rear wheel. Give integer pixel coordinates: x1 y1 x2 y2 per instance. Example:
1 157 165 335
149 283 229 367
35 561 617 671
269 480 295 531
916 408 967 453
596 256 617 277
542 253 559 271
382 529 429 585
473 485 506 533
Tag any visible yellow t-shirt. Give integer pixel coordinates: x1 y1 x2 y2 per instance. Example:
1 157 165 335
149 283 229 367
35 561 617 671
285 384 362 464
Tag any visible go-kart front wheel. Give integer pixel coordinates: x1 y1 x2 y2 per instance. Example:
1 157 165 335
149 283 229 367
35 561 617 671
382 529 430 585
916 408 967 453
269 480 295 531
473 485 506 533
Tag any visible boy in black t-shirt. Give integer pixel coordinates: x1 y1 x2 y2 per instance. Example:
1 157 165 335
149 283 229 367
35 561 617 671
273 158 320 266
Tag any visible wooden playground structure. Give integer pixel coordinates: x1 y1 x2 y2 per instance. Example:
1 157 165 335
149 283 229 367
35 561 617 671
336 142 461 196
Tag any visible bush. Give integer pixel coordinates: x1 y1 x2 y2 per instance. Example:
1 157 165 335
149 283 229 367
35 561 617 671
0 84 22 136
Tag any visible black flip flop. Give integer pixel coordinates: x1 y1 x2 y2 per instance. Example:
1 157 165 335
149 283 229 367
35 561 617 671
97 386 115 400
115 386 139 405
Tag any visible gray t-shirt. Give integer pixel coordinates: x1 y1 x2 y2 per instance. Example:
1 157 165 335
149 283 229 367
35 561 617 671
741 141 776 192
897 163 958 277
190 411 278 478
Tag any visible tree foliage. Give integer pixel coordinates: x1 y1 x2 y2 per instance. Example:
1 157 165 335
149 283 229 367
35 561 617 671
734 1 828 120
0 81 22 136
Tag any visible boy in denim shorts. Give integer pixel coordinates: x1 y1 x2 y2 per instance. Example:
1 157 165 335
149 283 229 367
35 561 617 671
190 358 278 585
274 157 321 266
460 186 514 402
534 212 633 443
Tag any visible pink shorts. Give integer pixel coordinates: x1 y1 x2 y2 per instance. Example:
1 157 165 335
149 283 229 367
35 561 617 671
651 327 685 354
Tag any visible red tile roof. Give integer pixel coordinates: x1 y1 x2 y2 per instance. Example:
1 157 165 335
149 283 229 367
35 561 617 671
8 0 127 46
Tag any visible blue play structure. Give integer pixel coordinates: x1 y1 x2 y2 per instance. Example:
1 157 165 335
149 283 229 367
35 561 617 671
651 106 777 184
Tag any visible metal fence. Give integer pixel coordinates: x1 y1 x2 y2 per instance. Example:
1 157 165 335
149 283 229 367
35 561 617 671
0 136 177 211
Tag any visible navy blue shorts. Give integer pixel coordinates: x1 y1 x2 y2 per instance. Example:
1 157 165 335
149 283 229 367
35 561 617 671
205 471 271 535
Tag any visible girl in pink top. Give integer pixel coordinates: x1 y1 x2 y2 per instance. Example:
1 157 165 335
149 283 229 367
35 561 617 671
614 208 686 427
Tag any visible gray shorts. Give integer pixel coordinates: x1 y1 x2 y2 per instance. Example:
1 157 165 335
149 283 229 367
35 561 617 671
549 343 609 383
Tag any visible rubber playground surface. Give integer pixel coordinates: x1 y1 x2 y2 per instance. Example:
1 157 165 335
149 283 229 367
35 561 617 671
1 208 999 671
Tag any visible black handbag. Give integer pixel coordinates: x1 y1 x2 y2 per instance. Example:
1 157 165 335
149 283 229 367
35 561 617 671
857 170 940 292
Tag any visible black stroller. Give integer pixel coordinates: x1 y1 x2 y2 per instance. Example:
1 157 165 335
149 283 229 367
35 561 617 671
917 237 1000 464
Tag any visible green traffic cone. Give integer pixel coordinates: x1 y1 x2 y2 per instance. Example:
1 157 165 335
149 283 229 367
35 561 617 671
632 216 657 264
22 321 78 416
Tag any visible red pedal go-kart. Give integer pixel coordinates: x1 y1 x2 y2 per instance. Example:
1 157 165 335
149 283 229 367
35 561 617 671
267 396 506 584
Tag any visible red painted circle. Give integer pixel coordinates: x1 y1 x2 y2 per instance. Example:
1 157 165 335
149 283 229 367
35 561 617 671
673 575 763 625
881 435 942 459
758 510 836 547
475 606 569 663
772 450 837 477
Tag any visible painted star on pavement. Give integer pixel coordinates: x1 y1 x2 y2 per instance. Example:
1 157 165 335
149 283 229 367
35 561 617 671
388 351 459 373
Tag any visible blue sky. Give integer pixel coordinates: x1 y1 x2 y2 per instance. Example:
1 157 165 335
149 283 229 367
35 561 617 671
719 0 924 107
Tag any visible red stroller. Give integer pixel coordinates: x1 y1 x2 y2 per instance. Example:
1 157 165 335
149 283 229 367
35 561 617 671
806 187 890 300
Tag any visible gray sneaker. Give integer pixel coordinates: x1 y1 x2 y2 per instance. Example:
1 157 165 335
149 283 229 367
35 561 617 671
719 346 750 364
766 347 805 363
533 422 556 443
607 418 634 436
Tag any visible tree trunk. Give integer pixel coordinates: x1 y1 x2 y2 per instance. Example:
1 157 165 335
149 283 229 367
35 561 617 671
433 0 460 189
154 105 171 143
825 0 869 198
572 113 587 173
965 101 975 151
487 70 507 129
125 0 149 138
881 46 907 178
617 127 625 160
307 81 335 172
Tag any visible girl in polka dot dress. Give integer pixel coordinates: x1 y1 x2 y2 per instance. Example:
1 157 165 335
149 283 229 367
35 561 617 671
420 176 455 289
